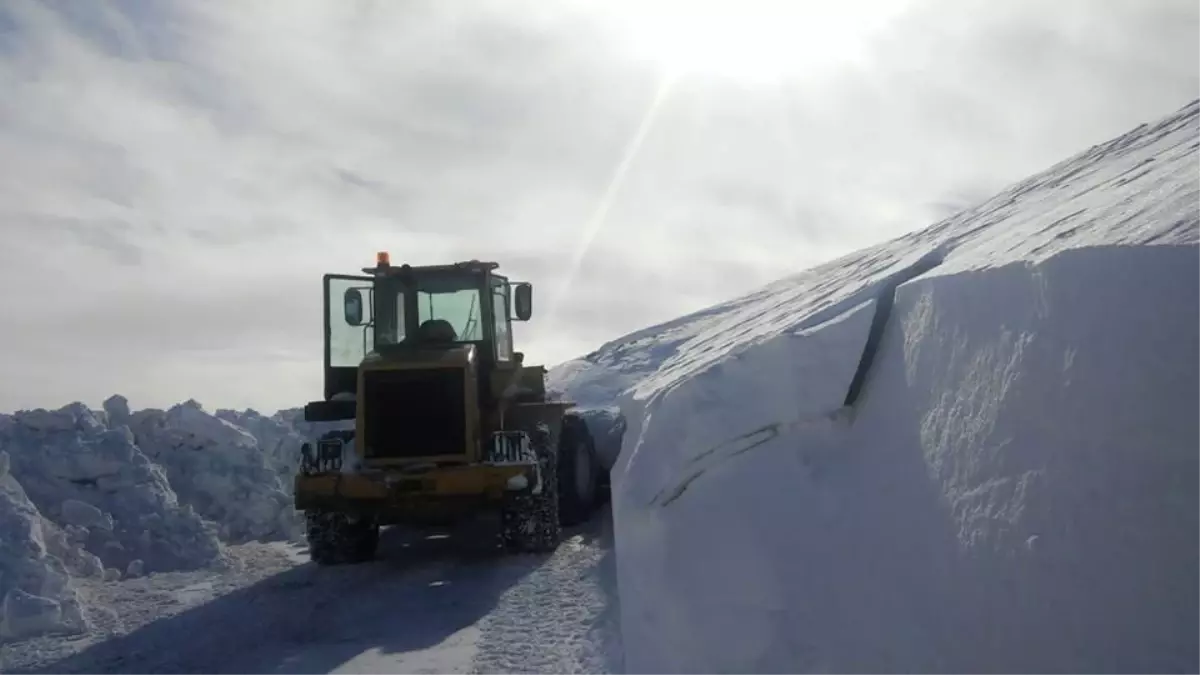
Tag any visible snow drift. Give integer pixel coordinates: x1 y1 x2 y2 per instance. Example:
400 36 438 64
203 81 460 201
553 100 1200 672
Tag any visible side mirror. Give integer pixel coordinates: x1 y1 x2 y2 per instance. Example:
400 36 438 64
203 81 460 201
513 282 532 321
343 288 365 326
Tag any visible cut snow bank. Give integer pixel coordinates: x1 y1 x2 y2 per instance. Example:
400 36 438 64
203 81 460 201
547 370 630 473
552 100 1200 672
616 246 1198 673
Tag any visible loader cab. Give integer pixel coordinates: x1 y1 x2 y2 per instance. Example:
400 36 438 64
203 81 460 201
306 255 532 422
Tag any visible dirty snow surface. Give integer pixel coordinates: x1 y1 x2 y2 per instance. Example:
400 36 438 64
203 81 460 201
552 100 1200 673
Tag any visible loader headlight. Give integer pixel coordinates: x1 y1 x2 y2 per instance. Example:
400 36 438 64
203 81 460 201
317 438 343 462
300 435 346 474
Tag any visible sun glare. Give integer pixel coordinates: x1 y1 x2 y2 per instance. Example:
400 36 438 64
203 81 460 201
586 0 908 83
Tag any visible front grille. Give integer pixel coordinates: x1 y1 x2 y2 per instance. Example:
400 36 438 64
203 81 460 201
361 368 467 459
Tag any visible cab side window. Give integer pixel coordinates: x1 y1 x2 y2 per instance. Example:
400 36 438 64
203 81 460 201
328 277 373 367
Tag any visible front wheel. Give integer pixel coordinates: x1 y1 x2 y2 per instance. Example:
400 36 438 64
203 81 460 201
500 424 561 553
306 510 379 565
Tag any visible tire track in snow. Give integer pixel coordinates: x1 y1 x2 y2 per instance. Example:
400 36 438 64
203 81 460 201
471 513 623 674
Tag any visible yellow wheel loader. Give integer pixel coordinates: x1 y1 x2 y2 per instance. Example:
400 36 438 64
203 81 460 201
293 254 603 565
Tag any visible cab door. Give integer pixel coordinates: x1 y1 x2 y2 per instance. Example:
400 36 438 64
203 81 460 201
323 274 375 401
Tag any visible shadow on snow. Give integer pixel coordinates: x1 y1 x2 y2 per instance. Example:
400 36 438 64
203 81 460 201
30 521 564 674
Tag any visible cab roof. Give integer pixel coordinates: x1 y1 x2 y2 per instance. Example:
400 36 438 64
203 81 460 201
361 258 501 277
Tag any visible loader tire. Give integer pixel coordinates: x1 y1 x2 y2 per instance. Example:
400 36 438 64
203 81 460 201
557 413 599 526
306 510 379 566
500 423 561 553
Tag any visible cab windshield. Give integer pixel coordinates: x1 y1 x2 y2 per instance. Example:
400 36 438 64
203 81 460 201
374 274 483 346
417 284 483 342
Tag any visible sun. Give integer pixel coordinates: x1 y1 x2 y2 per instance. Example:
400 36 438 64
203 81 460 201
584 0 909 84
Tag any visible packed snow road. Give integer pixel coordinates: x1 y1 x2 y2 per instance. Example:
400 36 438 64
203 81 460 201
10 513 622 674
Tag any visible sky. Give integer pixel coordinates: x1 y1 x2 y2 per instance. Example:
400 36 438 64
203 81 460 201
0 0 1196 413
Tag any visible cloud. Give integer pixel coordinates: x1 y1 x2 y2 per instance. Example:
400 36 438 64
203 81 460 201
0 0 1196 412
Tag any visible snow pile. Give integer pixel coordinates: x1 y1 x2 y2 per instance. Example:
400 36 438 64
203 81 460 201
0 397 340 642
554 100 1200 672
0 452 91 641
214 407 349 483
126 400 302 543
0 404 223 579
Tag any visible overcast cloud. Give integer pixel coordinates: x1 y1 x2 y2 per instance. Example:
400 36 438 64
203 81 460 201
0 0 1196 412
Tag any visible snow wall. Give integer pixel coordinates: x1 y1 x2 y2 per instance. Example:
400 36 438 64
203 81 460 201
603 103 1200 673
613 245 1198 673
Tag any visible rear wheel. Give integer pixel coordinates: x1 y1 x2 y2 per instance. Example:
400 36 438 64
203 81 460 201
306 510 379 565
557 414 599 526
